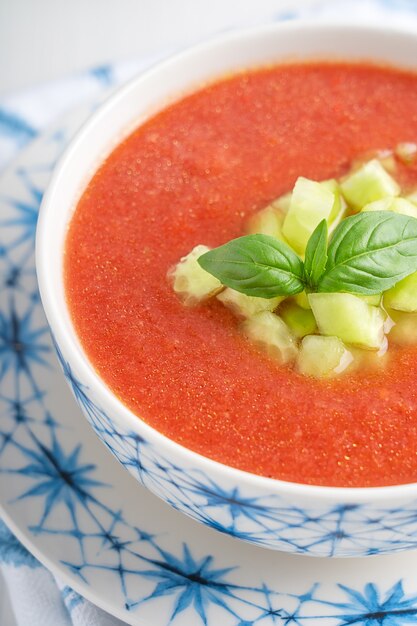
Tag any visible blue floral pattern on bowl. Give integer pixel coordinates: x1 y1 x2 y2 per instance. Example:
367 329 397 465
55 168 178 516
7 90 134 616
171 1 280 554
35 20 417 561
52 327 417 557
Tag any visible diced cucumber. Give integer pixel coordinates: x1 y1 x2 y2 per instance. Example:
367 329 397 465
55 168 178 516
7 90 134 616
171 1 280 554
321 178 347 233
217 288 284 318
294 291 311 310
340 159 400 210
282 177 338 254
361 197 391 212
308 292 386 349
383 271 417 312
242 312 298 364
392 198 417 218
347 343 389 372
362 197 417 218
245 205 286 241
359 294 382 306
279 301 317 338
297 335 353 378
384 314 395 335
321 178 342 219
271 192 292 214
351 149 396 174
395 142 417 165
387 308 417 345
171 244 223 305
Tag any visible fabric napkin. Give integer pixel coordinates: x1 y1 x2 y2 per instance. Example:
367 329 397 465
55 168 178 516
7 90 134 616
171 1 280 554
2 0 417 624
0 521 126 625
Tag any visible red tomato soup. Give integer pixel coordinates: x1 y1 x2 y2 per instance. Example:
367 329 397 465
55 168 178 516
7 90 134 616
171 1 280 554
65 62 417 488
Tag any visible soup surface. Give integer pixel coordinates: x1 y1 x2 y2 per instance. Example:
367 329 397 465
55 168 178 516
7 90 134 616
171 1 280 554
65 62 417 488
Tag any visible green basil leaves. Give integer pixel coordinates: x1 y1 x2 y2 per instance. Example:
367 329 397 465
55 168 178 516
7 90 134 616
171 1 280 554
197 234 304 298
304 219 328 290
198 211 417 298
318 211 417 294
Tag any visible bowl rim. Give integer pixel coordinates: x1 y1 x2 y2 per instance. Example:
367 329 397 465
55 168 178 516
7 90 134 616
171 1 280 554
36 18 417 503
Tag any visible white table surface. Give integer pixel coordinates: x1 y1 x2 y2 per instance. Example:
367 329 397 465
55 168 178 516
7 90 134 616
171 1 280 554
1 0 321 95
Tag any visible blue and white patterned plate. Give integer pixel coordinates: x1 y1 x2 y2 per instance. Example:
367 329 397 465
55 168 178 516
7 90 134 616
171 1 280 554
4 92 417 626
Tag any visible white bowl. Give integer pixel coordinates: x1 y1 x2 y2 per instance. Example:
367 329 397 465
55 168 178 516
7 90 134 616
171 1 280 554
37 21 417 557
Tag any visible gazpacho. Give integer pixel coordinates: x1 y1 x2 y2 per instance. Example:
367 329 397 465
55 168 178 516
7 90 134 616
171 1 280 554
65 62 417 488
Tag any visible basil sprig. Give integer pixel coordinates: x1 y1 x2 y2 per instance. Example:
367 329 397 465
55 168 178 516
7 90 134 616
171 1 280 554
198 211 417 298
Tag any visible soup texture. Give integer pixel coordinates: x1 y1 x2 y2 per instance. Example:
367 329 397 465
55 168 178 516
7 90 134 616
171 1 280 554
65 62 417 488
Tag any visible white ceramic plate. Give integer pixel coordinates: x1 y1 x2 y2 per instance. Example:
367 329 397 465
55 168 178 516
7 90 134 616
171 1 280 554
4 101 417 626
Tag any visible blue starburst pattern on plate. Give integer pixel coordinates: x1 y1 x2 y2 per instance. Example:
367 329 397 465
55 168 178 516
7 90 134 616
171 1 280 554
4 50 417 625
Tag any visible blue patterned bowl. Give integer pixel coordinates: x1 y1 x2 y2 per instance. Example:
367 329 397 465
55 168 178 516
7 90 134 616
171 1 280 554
37 22 417 557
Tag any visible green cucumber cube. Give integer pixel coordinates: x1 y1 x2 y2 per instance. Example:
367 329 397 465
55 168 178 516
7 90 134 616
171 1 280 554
384 271 417 312
242 311 298 364
359 294 382 306
362 197 417 218
351 150 396 175
361 197 392 212
245 205 286 241
282 177 338 254
308 292 386 349
387 308 417 345
271 191 292 214
388 197 417 218
279 301 317 338
217 288 284 318
321 178 347 233
340 159 400 210
294 291 311 309
297 335 353 378
171 244 223 305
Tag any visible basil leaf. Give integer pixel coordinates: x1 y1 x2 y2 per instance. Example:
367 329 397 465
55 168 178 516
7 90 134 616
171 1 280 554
304 219 328 290
198 234 305 298
318 211 417 295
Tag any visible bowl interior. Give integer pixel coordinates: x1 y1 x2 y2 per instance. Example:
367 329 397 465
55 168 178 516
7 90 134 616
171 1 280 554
36 22 417 500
